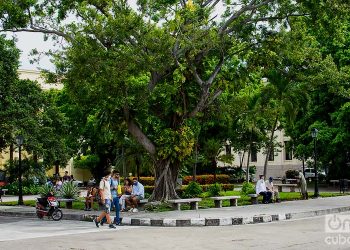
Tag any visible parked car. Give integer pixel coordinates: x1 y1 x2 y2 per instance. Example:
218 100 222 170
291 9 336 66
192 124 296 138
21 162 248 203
87 177 96 186
72 180 84 187
304 168 326 180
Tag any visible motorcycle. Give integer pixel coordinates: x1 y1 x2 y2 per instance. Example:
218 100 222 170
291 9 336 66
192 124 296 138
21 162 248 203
36 196 63 221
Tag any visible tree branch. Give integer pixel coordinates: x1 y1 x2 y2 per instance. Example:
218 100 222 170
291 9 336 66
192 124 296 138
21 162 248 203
207 89 223 106
124 107 156 156
219 0 274 34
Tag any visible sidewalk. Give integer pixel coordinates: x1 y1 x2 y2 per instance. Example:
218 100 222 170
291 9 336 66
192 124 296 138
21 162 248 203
1 195 350 227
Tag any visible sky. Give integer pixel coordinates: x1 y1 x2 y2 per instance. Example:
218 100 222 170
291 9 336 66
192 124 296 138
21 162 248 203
12 32 56 71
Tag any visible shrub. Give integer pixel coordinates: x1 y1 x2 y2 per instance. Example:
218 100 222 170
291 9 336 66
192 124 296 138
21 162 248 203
285 169 299 179
207 183 222 197
240 182 256 195
38 184 57 197
139 177 155 186
182 175 230 185
58 182 79 199
182 181 203 198
144 185 155 194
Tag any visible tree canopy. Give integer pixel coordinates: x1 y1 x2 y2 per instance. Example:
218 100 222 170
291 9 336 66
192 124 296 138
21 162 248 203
1 0 350 200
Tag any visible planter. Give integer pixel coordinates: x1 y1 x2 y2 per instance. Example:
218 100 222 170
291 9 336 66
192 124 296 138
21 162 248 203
66 201 73 209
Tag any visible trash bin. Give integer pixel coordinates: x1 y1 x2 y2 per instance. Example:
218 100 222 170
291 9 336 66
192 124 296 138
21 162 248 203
339 179 348 193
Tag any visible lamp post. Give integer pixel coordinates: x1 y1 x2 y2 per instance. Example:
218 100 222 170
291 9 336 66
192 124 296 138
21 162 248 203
311 128 319 198
238 151 242 170
15 135 24 205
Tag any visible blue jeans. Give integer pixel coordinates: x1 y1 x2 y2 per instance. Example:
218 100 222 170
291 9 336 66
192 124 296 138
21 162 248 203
101 196 120 224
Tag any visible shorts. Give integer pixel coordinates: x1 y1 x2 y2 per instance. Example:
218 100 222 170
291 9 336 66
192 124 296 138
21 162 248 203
104 199 111 214
135 195 143 202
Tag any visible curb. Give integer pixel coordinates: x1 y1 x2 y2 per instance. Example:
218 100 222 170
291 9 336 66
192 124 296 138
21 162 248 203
1 206 350 226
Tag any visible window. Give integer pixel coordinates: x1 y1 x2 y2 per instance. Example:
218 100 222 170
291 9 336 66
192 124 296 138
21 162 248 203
268 146 274 161
285 141 293 160
251 147 257 162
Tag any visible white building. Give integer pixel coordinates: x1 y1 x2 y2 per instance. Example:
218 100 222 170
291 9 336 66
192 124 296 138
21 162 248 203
18 69 63 90
217 129 302 179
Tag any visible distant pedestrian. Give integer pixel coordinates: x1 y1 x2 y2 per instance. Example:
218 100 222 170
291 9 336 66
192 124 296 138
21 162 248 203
266 177 280 202
93 170 116 229
63 171 71 182
298 171 308 200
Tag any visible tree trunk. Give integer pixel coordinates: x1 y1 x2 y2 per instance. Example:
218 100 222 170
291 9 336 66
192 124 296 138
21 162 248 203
135 156 140 179
10 143 14 162
149 159 179 201
246 147 251 182
213 159 217 182
263 116 278 177
55 161 60 177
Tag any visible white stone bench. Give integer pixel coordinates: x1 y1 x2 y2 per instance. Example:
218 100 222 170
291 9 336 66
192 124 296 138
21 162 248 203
248 194 259 204
210 196 241 208
168 198 202 210
274 184 298 192
137 199 148 210
0 189 7 202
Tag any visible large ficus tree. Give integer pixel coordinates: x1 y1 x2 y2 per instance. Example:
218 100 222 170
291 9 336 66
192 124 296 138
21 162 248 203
1 0 348 200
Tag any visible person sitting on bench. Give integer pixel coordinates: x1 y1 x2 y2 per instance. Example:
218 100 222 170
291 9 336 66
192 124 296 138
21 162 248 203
256 175 272 204
266 177 280 202
125 177 144 213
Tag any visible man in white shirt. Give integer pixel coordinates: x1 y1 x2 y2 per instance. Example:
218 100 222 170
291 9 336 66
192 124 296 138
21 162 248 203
256 175 272 204
93 170 116 229
126 177 145 212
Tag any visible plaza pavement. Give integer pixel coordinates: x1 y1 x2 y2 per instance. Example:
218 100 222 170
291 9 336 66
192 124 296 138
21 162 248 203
1 195 350 227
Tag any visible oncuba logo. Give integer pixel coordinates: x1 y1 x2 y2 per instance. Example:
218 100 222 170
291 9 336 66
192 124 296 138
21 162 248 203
325 214 350 233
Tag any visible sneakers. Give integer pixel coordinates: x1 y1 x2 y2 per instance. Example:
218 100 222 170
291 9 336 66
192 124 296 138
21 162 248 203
132 208 138 213
93 219 99 228
109 224 116 229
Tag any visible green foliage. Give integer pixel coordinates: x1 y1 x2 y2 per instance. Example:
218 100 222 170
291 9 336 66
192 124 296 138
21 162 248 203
3 180 40 195
38 184 57 197
182 181 203 198
207 183 222 197
74 154 100 170
285 169 299 179
240 182 255 196
2 0 350 200
58 182 79 199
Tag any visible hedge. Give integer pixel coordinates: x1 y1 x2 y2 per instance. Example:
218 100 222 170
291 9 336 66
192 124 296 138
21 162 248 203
144 184 234 194
182 174 230 185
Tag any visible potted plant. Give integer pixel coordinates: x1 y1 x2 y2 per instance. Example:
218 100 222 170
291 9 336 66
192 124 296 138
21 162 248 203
59 182 79 209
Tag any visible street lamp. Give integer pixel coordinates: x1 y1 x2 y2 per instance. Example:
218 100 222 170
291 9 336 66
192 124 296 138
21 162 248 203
15 135 24 205
311 128 319 198
238 151 242 169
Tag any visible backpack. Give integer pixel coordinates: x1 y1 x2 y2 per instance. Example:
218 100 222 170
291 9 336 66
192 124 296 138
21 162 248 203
95 181 106 205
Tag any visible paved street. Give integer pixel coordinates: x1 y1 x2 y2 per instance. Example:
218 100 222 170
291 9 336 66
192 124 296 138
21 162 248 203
1 213 349 250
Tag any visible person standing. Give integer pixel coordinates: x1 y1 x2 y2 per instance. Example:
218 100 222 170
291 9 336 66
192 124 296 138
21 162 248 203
63 171 71 182
110 170 121 225
93 170 116 229
256 175 272 204
126 177 144 212
298 171 308 200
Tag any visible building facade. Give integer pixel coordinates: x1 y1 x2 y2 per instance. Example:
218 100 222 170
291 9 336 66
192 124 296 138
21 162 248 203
217 129 302 179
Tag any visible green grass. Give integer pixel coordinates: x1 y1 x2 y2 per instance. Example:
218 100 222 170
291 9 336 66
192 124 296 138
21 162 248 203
1 191 349 212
